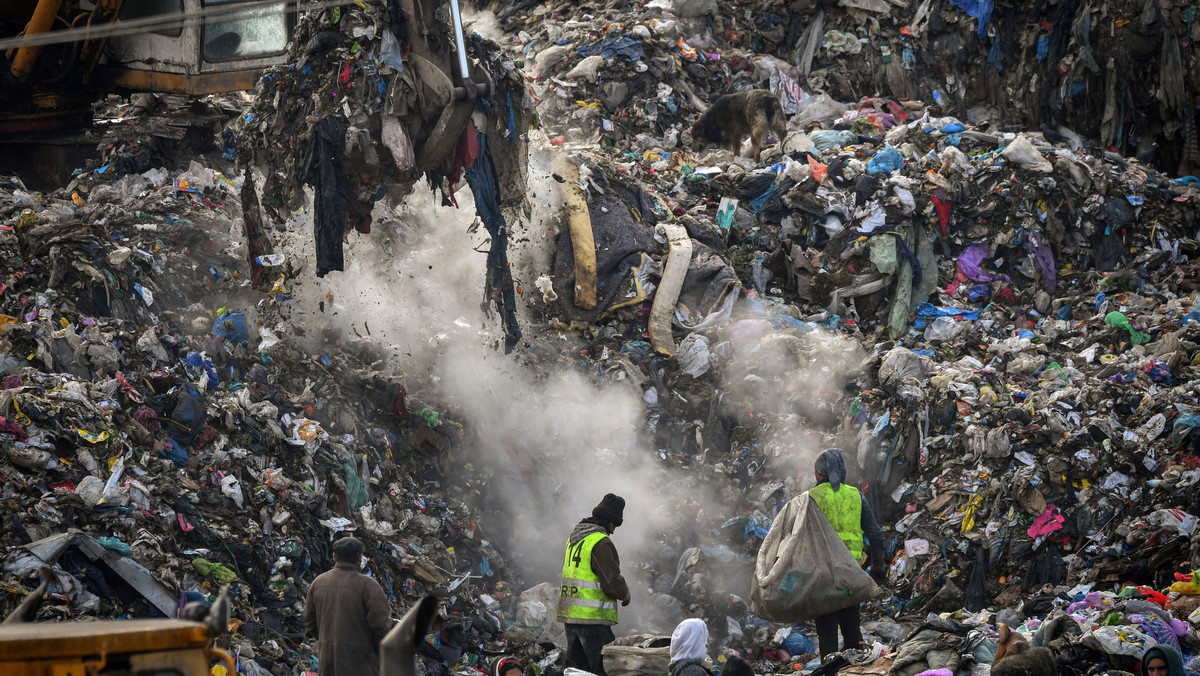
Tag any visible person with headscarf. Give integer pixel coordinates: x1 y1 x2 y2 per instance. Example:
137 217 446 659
557 493 631 676
1142 645 1186 676
492 656 524 676
669 618 712 676
809 449 887 657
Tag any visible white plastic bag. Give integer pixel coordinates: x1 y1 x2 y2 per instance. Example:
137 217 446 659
517 582 567 648
221 474 246 509
1080 626 1156 658
1001 135 1053 172
675 333 712 378
1148 508 1198 536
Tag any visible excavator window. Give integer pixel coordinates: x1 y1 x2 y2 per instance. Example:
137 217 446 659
201 0 288 62
119 0 184 37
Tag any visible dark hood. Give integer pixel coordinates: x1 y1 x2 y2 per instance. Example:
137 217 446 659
1142 645 1185 676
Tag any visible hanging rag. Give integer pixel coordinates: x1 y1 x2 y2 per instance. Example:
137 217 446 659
464 129 523 353
302 117 349 278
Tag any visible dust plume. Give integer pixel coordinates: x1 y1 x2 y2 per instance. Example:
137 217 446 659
251 145 718 634
715 324 866 489
462 7 503 44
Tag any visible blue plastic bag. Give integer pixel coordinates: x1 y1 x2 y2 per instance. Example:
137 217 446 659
950 0 995 37
782 632 814 657
212 310 250 347
867 146 904 174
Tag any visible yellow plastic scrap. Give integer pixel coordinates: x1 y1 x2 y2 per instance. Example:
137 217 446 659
1170 572 1200 595
961 492 984 534
78 429 110 443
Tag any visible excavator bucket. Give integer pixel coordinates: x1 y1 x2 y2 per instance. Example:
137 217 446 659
381 595 440 676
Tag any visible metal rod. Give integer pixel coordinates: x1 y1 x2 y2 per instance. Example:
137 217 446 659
447 0 470 81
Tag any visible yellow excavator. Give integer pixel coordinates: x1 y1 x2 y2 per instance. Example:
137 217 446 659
0 566 440 676
0 0 494 185
0 0 298 132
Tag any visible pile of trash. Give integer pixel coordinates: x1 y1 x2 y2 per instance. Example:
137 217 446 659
6 1 1200 676
478 0 1200 671
0 155 529 674
498 0 1200 177
233 0 533 353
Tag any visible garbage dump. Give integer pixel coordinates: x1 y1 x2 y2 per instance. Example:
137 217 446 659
3 0 1200 674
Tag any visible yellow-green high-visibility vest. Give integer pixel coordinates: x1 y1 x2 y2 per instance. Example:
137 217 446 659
810 483 865 562
557 531 618 623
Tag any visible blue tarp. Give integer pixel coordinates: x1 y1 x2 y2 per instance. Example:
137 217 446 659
914 302 980 329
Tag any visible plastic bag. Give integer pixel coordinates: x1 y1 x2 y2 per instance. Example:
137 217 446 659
1147 509 1198 536
810 129 854 151
75 475 105 507
769 66 805 115
751 493 879 622
879 346 928 387
676 333 712 378
1079 626 1156 658
794 94 847 128
925 316 966 342
517 582 567 648
1001 135 1052 172
566 55 605 82
867 146 904 174
220 474 246 509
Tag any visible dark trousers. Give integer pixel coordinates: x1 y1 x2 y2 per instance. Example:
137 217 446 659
565 623 616 675
814 604 863 657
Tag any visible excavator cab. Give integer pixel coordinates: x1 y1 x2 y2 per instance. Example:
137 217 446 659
0 0 297 132
105 0 298 95
0 0 493 193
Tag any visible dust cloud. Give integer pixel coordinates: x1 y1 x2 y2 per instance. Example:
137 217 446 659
252 146 714 632
462 7 504 44
250 140 864 632
716 323 867 489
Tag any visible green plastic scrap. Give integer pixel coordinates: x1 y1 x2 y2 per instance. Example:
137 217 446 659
1104 311 1151 345
343 462 369 509
193 557 237 584
419 407 439 426
97 536 131 556
279 539 305 559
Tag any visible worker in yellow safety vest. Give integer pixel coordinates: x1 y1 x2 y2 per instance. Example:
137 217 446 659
809 449 888 658
557 493 631 676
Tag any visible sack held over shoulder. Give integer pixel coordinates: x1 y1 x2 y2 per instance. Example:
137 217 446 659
750 493 879 622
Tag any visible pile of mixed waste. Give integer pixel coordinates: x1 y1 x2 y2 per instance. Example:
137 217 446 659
3 1 1200 676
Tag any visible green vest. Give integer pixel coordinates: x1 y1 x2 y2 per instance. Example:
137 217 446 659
557 531 619 624
810 483 865 562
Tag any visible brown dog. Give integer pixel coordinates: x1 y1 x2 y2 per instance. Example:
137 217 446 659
992 624 1058 676
690 89 787 163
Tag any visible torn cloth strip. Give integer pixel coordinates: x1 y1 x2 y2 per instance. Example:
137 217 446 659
302 117 349 278
464 130 522 353
1029 232 1056 294
956 242 1009 284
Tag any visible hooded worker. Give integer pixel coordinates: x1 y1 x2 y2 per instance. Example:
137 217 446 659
1142 645 1186 676
669 618 712 676
557 493 631 676
809 449 887 657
